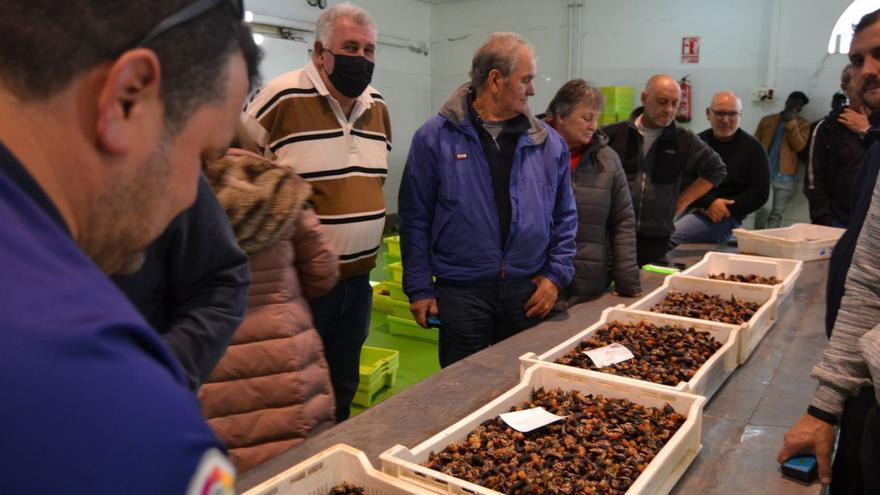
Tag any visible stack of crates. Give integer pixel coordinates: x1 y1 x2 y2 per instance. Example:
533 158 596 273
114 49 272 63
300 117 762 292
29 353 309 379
353 346 400 408
372 236 439 343
599 86 634 126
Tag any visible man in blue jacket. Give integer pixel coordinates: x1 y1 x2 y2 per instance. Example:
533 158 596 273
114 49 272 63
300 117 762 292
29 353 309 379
0 1 259 493
399 32 577 367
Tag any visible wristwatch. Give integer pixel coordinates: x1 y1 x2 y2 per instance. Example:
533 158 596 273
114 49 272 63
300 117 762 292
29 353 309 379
859 128 869 140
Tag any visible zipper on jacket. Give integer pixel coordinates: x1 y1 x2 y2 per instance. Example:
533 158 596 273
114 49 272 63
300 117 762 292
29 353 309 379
636 169 647 231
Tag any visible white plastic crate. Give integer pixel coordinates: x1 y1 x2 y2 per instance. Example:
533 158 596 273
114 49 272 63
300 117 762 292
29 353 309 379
732 223 844 261
681 251 803 299
628 275 778 364
519 306 738 399
380 364 705 495
244 444 435 495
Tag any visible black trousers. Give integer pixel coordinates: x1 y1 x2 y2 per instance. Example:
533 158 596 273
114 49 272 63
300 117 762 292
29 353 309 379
831 387 875 495
861 401 880 494
636 234 671 267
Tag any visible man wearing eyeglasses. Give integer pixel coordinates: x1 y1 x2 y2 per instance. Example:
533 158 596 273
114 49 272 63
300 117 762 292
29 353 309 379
671 91 770 245
239 3 390 422
0 1 259 493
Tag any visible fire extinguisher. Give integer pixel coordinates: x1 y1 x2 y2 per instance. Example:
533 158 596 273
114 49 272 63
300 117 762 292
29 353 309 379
677 75 692 123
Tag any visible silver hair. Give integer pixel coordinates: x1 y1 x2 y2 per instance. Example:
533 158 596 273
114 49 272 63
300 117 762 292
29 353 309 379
469 32 535 90
314 2 377 46
546 79 605 118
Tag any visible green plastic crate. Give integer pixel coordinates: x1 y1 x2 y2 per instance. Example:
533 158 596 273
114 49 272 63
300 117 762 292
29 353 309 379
384 262 403 283
383 251 401 266
387 315 439 343
353 346 399 408
384 236 401 257
384 281 407 302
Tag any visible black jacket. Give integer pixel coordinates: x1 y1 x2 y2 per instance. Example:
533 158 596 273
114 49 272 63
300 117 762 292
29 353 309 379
601 108 727 237
689 128 770 221
804 108 870 226
113 175 250 390
557 131 641 308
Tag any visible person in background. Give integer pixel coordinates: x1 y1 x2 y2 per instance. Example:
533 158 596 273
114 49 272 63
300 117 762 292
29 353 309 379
671 91 769 244
0 0 259 492
803 65 872 228
602 74 727 266
542 79 641 306
753 90 811 229
239 3 390 422
399 32 577 367
198 149 338 473
778 10 880 494
113 175 250 390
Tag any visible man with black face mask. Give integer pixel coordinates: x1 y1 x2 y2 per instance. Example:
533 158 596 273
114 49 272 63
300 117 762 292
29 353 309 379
240 2 391 423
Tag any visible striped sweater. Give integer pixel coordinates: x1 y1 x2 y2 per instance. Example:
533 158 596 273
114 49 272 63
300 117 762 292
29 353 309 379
239 60 391 279
811 174 880 416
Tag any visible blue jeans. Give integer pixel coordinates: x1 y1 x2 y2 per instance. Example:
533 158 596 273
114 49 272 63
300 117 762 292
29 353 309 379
754 179 795 229
310 274 372 422
437 277 542 368
671 211 741 244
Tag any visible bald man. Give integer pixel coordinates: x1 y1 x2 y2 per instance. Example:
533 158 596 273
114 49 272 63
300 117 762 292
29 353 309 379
671 91 770 244
602 75 726 265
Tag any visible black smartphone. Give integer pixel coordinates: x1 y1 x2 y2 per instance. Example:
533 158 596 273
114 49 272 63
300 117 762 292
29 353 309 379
426 315 442 328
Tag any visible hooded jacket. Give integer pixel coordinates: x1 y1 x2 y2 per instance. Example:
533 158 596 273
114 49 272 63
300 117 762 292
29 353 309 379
398 84 577 301
198 150 339 473
399 84 577 301
601 108 727 237
550 129 641 307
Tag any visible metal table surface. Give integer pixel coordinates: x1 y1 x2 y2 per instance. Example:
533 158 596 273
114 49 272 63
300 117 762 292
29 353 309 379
238 245 828 494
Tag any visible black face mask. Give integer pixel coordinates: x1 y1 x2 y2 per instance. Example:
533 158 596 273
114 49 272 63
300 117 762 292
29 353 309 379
324 51 375 98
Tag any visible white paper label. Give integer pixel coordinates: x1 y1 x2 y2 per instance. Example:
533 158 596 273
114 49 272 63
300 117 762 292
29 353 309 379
499 407 566 432
584 343 635 368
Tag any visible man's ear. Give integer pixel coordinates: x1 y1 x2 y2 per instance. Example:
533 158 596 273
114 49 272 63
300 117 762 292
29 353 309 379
487 69 503 93
95 48 162 156
641 91 648 106
705 107 711 121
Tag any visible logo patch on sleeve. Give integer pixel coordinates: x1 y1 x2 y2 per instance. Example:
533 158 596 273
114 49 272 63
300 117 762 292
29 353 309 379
186 448 236 495
455 152 468 160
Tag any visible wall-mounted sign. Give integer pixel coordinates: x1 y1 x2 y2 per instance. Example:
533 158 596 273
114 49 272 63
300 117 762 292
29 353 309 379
681 36 700 64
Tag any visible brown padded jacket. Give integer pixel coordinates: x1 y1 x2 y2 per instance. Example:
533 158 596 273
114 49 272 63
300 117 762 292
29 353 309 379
754 112 810 176
198 149 339 473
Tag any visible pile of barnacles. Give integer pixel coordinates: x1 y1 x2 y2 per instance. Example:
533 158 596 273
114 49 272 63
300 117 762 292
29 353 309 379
650 290 760 324
708 273 780 286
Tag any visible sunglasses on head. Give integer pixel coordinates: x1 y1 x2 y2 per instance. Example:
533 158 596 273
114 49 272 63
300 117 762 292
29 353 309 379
135 0 244 47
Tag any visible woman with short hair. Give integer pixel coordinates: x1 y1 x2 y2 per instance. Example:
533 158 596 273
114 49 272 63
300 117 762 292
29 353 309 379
543 79 641 307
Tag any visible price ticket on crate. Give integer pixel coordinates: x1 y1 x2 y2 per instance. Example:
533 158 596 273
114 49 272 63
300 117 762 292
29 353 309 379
499 407 566 432
583 343 634 368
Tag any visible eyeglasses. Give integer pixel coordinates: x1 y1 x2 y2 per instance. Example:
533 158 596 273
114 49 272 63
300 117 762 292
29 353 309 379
709 109 741 119
135 0 244 47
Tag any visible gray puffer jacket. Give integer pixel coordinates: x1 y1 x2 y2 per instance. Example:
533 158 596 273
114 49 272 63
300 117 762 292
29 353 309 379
557 131 641 309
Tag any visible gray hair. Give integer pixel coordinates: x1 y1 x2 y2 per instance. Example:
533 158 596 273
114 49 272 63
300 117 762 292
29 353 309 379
314 2 377 46
546 79 605 118
469 32 534 90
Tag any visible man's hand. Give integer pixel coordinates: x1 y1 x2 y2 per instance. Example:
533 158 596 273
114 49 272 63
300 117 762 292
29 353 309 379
674 197 689 217
410 298 439 328
613 290 641 298
838 107 870 136
777 413 836 485
524 276 559 319
706 198 735 223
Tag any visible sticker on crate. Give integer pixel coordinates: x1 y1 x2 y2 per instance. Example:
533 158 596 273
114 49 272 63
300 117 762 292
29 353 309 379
498 406 565 432
583 342 635 368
